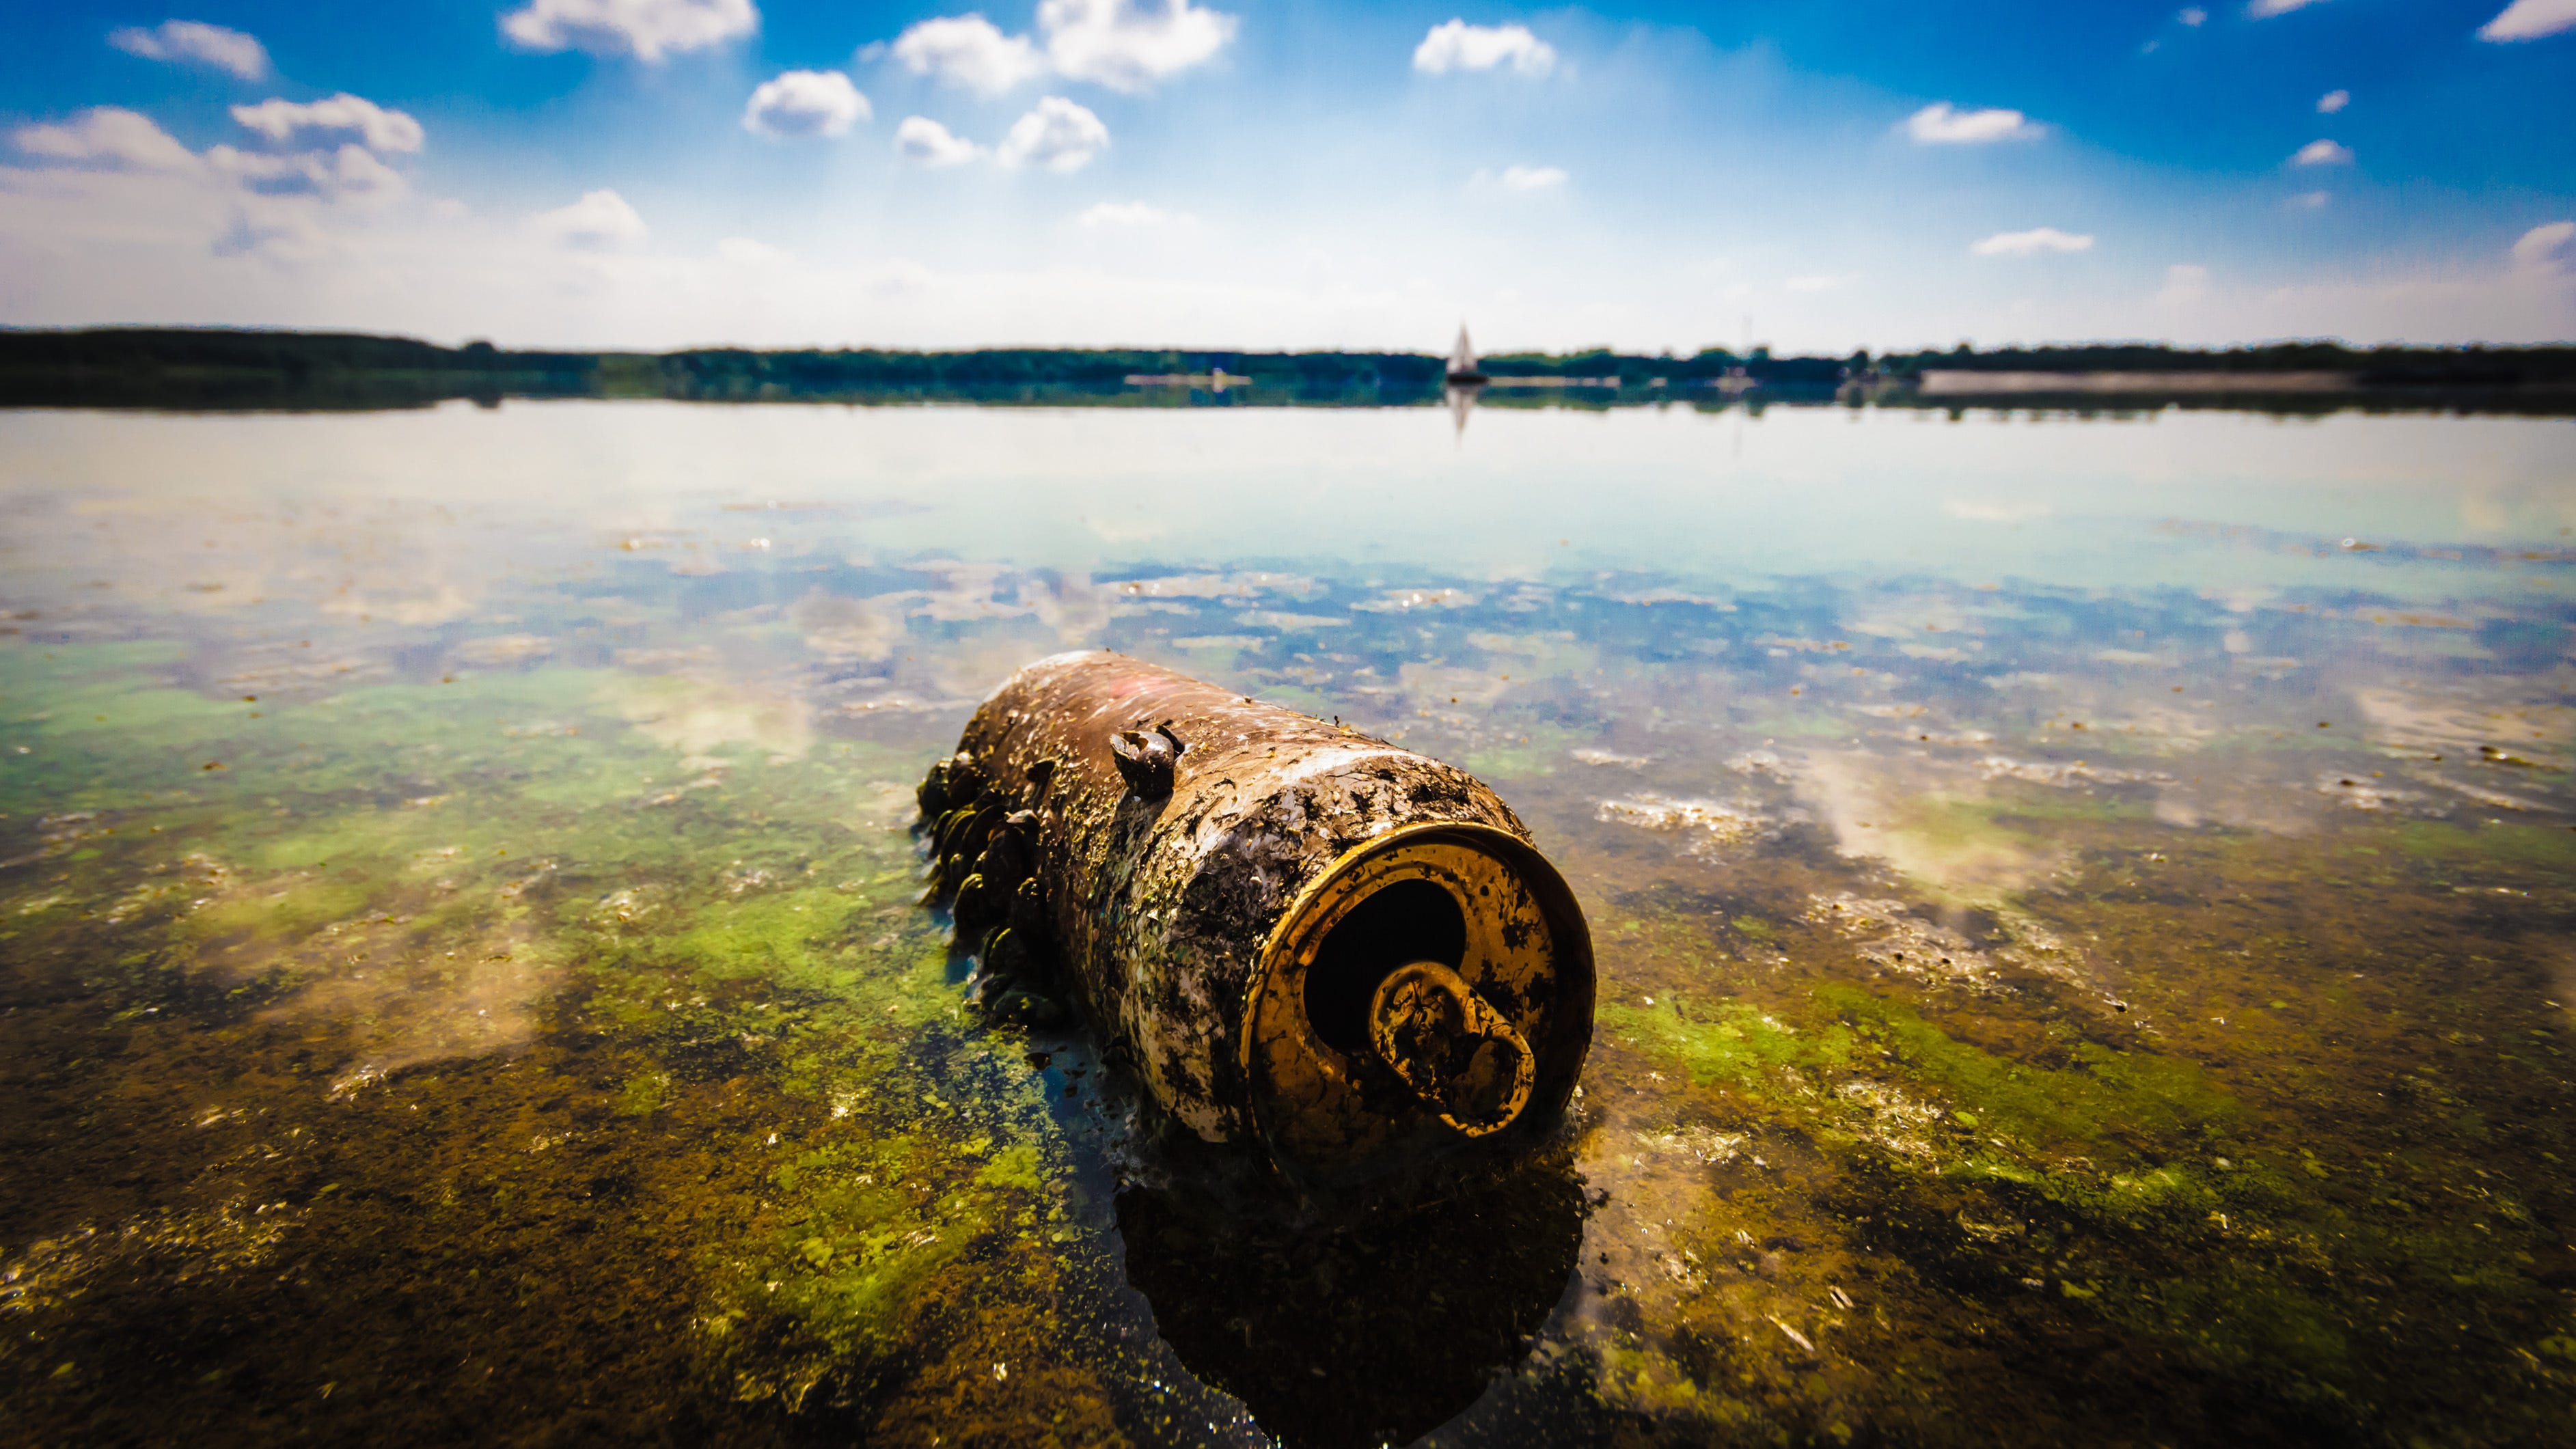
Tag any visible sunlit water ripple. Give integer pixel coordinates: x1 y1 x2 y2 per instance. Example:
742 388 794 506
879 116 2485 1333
2 399 2571 1446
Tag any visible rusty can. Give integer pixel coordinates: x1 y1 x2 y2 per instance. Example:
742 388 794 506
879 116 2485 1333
917 650 1595 1181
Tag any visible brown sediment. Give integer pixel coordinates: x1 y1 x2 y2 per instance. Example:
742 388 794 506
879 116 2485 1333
920 650 1595 1180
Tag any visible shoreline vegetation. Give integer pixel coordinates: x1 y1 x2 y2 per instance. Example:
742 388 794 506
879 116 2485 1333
3 326 2574 414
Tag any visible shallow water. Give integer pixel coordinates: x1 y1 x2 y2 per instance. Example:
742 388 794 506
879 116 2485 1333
2 398 2573 1446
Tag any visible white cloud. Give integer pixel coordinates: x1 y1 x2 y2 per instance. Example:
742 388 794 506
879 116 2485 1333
890 15 1047 96
2178 7 2208 23
2155 263 2210 305
716 236 791 264
1500 164 1567 191
2291 138 2353 166
501 0 756 62
231 94 426 155
2512 220 2575 273
1040 0 1237 94
1971 226 2095 257
1 102 446 271
1412 20 1557 77
210 208 347 264
996 96 1109 172
2316 89 2348 113
531 189 648 249
2248 0 2329 16
2480 0 2576 39
1077 200 1194 228
1904 103 2041 145
2290 189 2333 208
743 70 869 139
894 115 984 166
17 98 423 207
12 107 198 171
108 20 269 81
5 154 2568 353
874 1 1232 98
206 142 407 204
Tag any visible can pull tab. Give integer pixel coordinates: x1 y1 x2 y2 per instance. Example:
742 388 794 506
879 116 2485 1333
1367 961 1537 1137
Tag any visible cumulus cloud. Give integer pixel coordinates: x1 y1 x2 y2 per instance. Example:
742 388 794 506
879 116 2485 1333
1971 226 2094 257
501 0 756 61
1904 103 2041 144
208 98 424 204
742 70 869 139
1040 0 1237 94
1077 200 1194 228
231 94 426 154
5 125 2570 351
2178 7 2208 23
875 1 1231 96
2290 189 2332 208
2480 0 2576 39
207 142 407 203
3 98 444 271
1412 20 1557 77
12 107 198 171
2512 220 2575 273
108 20 269 81
996 96 1109 171
2248 0 2330 15
1497 164 1567 190
894 115 983 166
2292 138 2353 166
890 14 1047 96
2316 89 2349 113
532 188 648 249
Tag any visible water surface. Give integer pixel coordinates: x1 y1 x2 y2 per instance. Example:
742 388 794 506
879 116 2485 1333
3 399 2573 1446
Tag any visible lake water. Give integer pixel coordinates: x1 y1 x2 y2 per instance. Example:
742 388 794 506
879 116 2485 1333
3 398 2572 1446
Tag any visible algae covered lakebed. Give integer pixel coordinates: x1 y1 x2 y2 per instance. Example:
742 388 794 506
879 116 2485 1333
2 400 2573 1446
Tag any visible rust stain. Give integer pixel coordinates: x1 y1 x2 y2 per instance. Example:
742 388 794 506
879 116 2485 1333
918 650 1596 1181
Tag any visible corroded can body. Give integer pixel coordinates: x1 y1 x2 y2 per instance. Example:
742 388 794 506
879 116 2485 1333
918 650 1595 1180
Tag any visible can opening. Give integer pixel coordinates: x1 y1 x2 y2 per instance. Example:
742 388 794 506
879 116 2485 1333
1246 822 1595 1177
1303 878 1466 1057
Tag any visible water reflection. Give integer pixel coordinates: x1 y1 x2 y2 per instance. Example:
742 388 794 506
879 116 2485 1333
1446 381 1480 440
1 399 2572 1446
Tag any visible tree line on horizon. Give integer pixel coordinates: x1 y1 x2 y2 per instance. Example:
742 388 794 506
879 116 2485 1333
1 327 2569 408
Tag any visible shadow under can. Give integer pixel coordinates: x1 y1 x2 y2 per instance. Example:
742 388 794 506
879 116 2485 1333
1114 1148 1589 1448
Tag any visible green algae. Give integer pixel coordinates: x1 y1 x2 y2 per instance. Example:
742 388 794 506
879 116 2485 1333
1600 985 2241 1191
0 636 1127 1441
6 400 2576 1447
1455 721 1587 782
1567 811 2576 1444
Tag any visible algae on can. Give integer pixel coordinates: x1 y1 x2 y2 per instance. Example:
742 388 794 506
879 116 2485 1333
918 650 1596 1181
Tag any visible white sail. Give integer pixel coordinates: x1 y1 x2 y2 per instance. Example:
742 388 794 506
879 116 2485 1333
1448 325 1477 376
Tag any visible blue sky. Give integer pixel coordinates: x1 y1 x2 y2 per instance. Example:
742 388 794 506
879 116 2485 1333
2 0 2571 352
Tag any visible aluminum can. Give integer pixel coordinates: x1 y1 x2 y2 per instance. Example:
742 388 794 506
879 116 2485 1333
918 651 1594 1179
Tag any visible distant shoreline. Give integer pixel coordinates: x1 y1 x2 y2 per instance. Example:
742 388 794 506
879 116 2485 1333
1915 369 2363 395
3 327 2571 415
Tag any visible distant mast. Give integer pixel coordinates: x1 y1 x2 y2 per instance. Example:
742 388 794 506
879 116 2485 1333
1445 325 1488 385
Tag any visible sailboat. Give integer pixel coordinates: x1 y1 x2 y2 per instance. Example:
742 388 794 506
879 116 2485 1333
1444 325 1488 385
